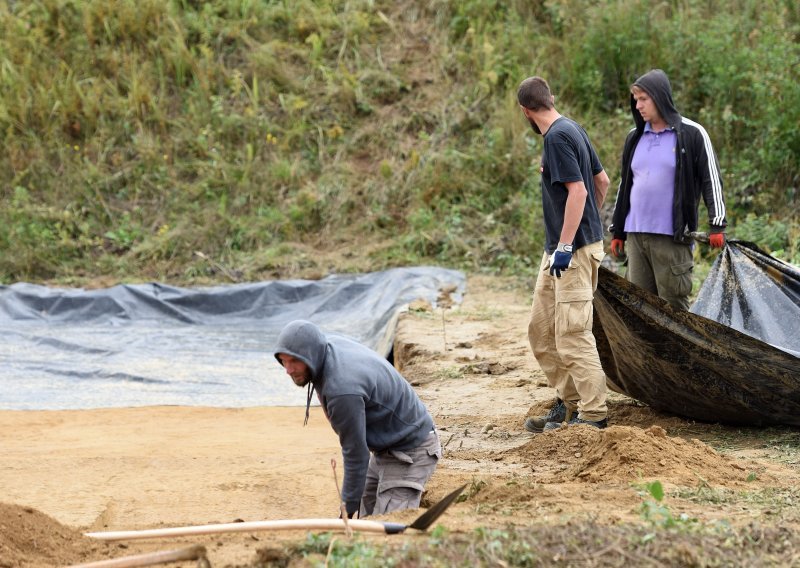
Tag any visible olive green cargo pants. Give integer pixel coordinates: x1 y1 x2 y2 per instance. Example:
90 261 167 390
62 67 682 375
625 233 694 311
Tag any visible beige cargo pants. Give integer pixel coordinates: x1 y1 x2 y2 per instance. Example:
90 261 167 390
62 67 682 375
528 240 608 421
359 430 441 517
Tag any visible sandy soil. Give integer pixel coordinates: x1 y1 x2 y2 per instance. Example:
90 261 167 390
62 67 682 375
2 274 799 567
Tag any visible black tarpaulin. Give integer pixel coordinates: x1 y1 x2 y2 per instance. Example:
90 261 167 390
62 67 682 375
691 240 800 357
0 266 465 410
593 244 800 427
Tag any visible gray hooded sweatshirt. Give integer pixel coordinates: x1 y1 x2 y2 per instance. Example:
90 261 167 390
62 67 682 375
274 320 434 516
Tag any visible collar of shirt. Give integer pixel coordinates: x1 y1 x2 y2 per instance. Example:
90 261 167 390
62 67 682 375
644 122 674 134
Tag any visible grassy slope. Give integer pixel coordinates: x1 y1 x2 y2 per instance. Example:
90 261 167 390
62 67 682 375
0 0 798 286
1 3 799 564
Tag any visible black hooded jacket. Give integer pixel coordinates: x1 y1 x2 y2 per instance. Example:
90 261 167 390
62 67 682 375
611 69 726 243
274 320 433 516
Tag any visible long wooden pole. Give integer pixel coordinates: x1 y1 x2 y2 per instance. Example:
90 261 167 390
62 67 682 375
85 518 401 542
67 544 206 568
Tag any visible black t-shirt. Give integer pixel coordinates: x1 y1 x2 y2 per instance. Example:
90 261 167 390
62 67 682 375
540 117 604 253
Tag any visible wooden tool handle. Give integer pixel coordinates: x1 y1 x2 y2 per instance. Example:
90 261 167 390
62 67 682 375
85 518 394 541
67 544 206 567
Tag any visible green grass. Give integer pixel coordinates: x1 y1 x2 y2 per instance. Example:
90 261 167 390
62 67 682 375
261 519 800 567
1 0 798 285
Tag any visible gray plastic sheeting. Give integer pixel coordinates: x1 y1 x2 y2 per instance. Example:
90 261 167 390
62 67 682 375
0 266 465 410
691 240 800 357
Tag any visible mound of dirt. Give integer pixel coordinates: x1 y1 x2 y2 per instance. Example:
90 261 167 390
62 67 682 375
512 425 756 487
0 503 103 568
606 400 692 430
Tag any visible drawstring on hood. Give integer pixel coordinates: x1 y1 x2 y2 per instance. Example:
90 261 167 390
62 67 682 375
304 383 315 426
274 320 328 426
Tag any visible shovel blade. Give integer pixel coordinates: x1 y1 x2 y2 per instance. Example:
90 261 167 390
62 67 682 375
407 484 467 531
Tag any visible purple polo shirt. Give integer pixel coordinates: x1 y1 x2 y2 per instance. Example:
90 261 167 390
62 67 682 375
625 123 677 235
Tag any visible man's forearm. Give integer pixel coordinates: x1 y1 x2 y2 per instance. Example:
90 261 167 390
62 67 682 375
559 182 588 244
593 171 610 207
327 395 371 515
341 447 370 513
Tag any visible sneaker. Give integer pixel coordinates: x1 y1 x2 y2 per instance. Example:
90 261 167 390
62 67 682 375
524 399 567 433
544 416 608 431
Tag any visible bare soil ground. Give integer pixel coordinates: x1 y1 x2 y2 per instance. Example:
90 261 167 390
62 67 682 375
2 274 799 567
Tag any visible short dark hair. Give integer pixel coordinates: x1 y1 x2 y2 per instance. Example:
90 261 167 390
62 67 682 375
517 77 553 111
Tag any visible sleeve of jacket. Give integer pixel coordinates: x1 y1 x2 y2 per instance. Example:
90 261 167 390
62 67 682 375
694 126 727 230
609 178 625 238
610 130 638 239
326 394 370 516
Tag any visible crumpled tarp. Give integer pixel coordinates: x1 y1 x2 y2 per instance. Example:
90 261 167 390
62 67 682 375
691 240 800 357
593 241 800 426
0 266 465 410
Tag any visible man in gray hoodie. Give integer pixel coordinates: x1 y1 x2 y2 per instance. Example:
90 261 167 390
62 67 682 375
274 319 440 519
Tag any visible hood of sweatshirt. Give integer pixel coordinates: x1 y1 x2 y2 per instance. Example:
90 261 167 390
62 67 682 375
630 69 682 132
273 319 327 382
274 320 330 425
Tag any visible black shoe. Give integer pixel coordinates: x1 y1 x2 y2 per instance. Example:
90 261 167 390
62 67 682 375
544 416 608 430
524 399 567 433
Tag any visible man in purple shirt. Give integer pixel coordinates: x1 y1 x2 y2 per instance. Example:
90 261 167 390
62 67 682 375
610 69 727 310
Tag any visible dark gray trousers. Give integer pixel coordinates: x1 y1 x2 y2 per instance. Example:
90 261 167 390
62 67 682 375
359 430 441 517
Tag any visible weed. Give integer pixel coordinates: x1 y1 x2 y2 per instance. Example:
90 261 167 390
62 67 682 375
452 306 505 321
433 366 464 380
636 480 698 535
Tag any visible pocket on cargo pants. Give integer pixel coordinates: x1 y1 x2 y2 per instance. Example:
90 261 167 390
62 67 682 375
371 434 440 516
374 478 426 515
669 260 694 298
555 288 594 334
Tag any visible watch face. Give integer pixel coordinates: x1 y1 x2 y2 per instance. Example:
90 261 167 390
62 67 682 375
564 245 573 252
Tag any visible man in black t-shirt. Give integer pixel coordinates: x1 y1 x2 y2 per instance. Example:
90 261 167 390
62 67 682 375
517 76 610 431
